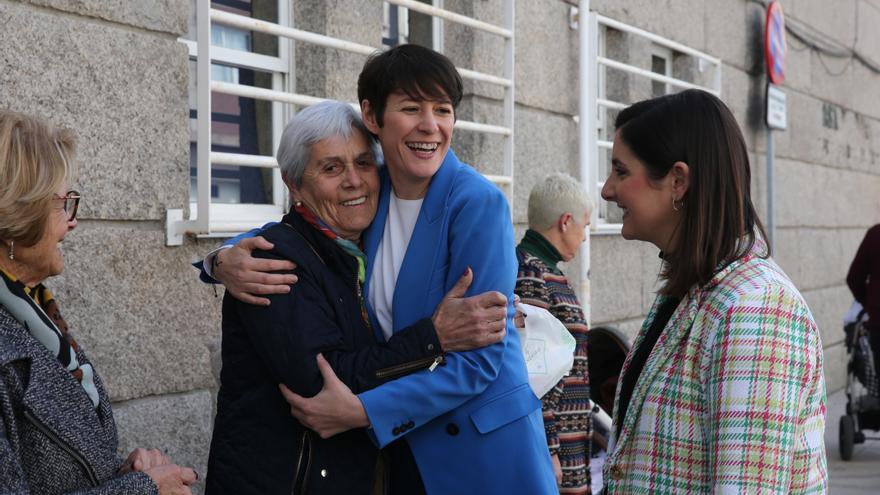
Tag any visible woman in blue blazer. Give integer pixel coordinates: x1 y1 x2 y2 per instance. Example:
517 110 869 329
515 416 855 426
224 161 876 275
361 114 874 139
207 45 557 494
282 45 558 495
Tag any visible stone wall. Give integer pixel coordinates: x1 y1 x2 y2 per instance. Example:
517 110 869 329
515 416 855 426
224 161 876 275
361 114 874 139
3 0 878 491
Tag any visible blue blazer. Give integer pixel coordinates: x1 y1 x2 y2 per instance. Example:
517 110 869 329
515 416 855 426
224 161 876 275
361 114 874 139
359 151 557 494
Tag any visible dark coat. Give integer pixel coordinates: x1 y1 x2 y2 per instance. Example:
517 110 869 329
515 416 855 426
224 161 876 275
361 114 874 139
0 307 158 494
206 211 441 495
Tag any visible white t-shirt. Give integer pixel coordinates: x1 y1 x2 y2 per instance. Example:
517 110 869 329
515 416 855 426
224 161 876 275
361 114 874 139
368 191 424 341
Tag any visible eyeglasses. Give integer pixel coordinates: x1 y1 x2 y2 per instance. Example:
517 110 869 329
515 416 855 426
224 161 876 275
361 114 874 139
54 190 81 221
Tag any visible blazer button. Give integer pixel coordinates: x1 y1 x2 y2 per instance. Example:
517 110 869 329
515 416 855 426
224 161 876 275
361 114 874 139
320 469 328 478
406 421 415 429
610 465 624 480
392 426 401 436
427 343 435 351
446 423 459 436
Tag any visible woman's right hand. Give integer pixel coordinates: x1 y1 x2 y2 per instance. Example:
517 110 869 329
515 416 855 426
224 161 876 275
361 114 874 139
144 464 198 495
431 267 508 352
212 236 298 306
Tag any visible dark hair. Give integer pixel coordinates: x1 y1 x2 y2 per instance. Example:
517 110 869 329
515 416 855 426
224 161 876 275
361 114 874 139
357 44 463 127
615 89 769 297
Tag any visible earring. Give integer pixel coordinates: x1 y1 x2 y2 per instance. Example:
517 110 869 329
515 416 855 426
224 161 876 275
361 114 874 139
294 201 303 207
7 240 13 260
672 197 682 212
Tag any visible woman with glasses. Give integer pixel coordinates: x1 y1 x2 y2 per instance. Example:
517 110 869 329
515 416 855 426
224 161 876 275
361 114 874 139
0 110 197 495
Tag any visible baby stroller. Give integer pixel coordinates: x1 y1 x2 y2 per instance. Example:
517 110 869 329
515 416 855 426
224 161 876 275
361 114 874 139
588 326 632 493
839 309 880 460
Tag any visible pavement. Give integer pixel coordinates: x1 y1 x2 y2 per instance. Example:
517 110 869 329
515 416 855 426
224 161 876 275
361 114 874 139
826 388 880 494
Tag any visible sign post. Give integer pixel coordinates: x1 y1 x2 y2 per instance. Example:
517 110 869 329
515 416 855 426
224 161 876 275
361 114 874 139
764 0 786 247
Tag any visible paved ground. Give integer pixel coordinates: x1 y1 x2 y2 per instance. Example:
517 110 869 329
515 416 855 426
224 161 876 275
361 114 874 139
826 389 880 494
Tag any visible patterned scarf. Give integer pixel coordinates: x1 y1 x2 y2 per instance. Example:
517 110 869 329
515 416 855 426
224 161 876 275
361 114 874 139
0 268 99 408
293 203 371 327
294 203 367 285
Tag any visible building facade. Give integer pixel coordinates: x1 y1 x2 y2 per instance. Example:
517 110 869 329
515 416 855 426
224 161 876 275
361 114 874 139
2 0 878 491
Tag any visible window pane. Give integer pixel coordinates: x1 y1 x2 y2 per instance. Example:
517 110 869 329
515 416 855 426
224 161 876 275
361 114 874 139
189 61 276 205
651 55 667 97
186 0 279 57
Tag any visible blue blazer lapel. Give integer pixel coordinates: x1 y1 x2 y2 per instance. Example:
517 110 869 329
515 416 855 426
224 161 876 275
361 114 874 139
390 151 460 333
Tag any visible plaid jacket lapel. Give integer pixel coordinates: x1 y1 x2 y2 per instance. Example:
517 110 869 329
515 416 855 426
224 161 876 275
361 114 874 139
610 252 751 457
610 292 696 454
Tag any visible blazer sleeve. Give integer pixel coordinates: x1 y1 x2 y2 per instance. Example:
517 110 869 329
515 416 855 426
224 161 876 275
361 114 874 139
0 384 159 495
358 182 517 448
232 250 441 396
515 259 562 456
703 283 826 493
192 223 276 284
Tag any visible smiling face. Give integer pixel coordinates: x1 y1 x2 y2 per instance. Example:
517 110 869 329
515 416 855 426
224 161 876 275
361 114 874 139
290 130 379 241
602 132 680 252
11 182 77 285
362 91 454 199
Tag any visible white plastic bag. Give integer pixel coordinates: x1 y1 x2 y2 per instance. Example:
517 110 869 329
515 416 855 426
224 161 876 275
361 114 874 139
517 303 576 398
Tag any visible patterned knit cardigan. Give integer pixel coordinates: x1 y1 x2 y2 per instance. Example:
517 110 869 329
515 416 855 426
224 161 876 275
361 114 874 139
0 306 158 494
603 244 827 494
515 246 592 493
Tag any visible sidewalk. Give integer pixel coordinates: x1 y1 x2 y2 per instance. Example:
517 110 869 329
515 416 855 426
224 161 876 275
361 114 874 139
826 389 880 494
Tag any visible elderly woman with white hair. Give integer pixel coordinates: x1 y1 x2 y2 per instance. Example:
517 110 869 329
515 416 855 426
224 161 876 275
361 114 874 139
204 100 507 495
514 172 594 494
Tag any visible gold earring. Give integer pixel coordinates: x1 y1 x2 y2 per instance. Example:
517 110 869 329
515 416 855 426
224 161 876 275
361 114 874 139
7 240 13 260
672 197 682 212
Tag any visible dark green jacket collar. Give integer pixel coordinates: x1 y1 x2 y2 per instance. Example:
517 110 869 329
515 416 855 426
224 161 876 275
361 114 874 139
517 229 563 275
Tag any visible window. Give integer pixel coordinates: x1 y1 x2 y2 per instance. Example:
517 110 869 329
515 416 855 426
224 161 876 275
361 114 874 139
182 0 288 233
586 13 722 233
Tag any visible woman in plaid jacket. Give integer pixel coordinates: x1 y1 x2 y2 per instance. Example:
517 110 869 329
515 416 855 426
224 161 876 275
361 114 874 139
599 90 827 494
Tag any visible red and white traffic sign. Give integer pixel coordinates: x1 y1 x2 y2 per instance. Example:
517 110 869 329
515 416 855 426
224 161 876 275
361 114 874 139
765 0 786 85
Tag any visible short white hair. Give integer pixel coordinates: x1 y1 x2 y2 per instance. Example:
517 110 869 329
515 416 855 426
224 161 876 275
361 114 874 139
527 173 593 230
276 101 381 186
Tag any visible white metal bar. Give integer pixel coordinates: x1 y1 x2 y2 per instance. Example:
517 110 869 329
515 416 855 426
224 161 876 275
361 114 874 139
458 68 512 87
195 0 212 234
598 98 626 110
596 14 721 66
579 2 596 325
211 81 331 107
598 56 719 94
583 9 599 230
454 120 511 136
211 151 278 168
213 81 511 136
501 0 515 198
484 174 513 185
431 0 444 52
598 140 612 149
211 8 376 56
210 8 507 88
386 0 512 38
181 38 288 73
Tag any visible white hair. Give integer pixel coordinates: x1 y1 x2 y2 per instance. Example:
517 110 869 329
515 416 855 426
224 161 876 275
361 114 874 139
276 101 381 186
527 173 593 230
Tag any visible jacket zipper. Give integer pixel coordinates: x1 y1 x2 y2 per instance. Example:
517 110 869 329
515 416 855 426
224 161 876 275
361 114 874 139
375 354 444 380
23 409 98 487
355 272 373 335
292 430 313 494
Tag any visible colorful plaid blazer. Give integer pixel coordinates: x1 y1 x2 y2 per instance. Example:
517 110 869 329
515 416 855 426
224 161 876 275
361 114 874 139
604 244 827 494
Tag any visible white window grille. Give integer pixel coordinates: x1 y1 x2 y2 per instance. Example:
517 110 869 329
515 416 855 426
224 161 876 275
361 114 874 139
580 9 722 234
167 0 515 245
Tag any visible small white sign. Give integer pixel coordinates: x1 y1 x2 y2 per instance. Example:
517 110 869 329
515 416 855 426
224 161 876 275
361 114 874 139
767 84 787 130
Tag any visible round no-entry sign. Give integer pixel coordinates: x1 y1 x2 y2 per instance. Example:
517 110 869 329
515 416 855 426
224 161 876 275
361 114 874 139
765 0 786 85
